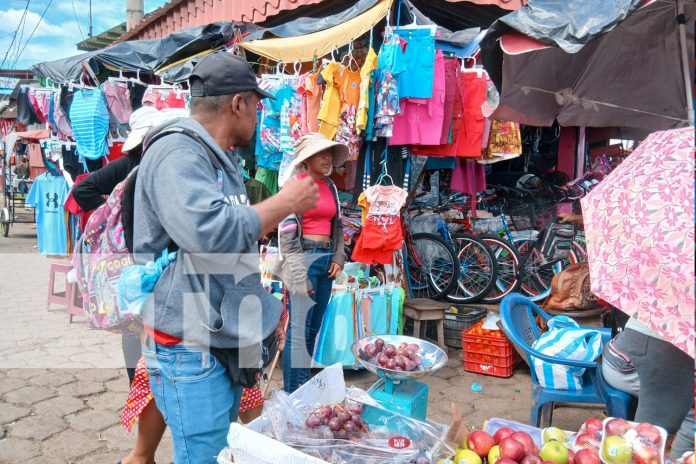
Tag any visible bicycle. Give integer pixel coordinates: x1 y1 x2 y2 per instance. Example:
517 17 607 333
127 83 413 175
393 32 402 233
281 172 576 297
408 202 497 303
473 186 586 302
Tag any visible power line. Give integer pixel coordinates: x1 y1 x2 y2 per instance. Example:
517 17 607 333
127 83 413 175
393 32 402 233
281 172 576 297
72 0 85 41
11 0 53 69
0 0 31 70
10 1 31 69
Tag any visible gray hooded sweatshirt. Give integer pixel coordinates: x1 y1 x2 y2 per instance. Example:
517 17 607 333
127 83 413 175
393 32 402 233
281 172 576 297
133 117 282 350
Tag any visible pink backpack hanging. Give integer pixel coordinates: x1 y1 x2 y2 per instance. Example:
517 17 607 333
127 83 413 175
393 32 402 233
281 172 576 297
72 173 139 332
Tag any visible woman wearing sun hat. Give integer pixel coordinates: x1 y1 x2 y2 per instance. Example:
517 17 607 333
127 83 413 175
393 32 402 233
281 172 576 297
278 132 348 393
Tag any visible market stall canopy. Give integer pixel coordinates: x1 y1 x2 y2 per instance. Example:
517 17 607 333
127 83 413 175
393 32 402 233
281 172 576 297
481 0 695 132
239 0 392 62
31 23 240 82
580 127 694 358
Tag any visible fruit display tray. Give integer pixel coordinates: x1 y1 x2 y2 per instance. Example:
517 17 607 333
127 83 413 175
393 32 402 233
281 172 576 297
352 335 448 382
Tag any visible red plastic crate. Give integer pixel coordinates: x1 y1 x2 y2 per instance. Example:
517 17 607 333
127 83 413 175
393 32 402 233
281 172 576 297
461 321 518 378
464 360 515 378
464 351 515 367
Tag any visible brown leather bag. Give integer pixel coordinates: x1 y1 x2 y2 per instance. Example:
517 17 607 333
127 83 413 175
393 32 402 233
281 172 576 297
544 262 599 311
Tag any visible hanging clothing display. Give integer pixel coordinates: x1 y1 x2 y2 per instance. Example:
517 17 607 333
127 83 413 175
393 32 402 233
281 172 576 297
357 48 378 133
451 157 487 195
441 58 461 144
300 71 323 133
103 80 133 125
458 71 488 158
255 80 284 172
318 62 342 139
352 183 408 265
335 66 362 161
479 120 523 164
393 27 436 99
69 88 110 160
389 50 446 146
26 173 69 256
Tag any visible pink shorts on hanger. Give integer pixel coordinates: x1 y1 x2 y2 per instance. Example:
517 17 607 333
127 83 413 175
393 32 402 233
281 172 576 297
389 51 446 146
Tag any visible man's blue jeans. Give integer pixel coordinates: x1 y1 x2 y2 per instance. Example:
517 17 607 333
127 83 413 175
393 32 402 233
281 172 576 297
282 249 333 393
142 339 243 464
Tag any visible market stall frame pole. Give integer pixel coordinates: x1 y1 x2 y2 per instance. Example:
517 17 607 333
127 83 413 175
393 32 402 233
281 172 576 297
677 0 694 126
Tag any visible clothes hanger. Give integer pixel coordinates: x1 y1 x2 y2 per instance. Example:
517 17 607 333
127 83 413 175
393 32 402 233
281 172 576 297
375 158 394 186
394 6 436 36
461 56 485 78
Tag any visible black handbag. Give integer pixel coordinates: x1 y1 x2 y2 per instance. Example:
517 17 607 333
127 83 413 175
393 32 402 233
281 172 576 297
211 332 279 388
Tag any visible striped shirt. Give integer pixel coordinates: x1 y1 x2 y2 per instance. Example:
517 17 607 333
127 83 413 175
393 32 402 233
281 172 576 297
69 88 110 160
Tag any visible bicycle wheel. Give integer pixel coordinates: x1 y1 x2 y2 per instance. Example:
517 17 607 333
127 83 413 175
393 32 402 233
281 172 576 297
476 234 522 304
447 234 497 303
515 237 583 302
514 237 561 302
407 233 459 300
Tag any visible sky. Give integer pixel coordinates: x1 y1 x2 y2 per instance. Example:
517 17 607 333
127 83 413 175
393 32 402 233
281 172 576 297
0 0 168 70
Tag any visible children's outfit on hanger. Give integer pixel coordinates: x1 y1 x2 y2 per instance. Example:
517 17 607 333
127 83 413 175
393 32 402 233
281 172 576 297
69 88 110 160
141 88 186 110
335 66 362 161
255 79 284 172
26 173 69 256
389 50 446 146
373 34 406 138
457 71 488 158
318 62 342 139
351 184 408 265
299 71 323 133
356 48 378 133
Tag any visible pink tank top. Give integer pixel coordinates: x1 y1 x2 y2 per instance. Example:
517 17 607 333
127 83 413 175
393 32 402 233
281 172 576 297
301 175 336 236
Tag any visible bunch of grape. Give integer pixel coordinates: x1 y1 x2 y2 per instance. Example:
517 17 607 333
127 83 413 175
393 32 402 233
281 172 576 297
305 403 367 435
364 339 423 372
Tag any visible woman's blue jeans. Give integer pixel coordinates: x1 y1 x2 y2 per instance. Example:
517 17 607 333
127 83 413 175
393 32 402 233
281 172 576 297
282 248 334 393
142 338 243 464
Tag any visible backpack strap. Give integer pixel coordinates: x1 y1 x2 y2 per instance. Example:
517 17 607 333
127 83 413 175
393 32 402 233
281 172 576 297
143 126 223 170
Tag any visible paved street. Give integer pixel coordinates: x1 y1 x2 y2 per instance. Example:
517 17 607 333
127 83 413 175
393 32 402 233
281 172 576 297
0 222 599 463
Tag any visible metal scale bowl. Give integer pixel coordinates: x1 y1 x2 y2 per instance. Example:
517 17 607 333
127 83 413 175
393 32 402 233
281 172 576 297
351 335 448 422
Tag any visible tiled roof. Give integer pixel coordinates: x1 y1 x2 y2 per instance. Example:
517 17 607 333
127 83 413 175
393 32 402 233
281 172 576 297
112 0 325 44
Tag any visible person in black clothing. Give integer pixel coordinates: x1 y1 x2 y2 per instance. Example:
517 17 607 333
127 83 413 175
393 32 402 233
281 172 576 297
70 106 185 464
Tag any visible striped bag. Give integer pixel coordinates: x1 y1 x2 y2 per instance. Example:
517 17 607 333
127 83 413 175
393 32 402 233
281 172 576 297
531 316 603 390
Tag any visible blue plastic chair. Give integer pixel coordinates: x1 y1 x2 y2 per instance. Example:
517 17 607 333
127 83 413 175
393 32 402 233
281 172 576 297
499 293 635 427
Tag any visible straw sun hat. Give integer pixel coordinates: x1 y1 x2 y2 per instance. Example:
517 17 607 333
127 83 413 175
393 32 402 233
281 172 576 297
287 133 349 175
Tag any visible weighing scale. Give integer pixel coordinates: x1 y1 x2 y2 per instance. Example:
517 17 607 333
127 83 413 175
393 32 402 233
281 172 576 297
352 335 448 423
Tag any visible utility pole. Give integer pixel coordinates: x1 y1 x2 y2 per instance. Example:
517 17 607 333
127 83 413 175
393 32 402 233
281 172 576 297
127 0 145 31
88 0 93 37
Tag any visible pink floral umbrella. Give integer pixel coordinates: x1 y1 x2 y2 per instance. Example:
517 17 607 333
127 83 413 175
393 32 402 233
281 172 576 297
581 127 694 358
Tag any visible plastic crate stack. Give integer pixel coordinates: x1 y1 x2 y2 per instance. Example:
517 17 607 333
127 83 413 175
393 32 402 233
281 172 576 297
462 320 519 378
443 305 487 348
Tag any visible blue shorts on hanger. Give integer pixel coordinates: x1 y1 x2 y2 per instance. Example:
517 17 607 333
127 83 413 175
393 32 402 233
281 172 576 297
394 28 436 99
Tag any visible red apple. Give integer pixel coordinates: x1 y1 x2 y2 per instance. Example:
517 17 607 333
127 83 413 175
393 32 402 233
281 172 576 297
604 418 631 437
632 439 660 464
512 432 538 455
500 437 526 462
574 432 601 451
635 423 662 446
521 454 544 464
574 449 601 464
583 418 603 434
494 427 516 445
467 431 496 457
568 449 575 464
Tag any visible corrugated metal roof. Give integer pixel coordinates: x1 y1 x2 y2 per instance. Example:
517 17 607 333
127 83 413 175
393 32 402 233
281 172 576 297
113 0 325 44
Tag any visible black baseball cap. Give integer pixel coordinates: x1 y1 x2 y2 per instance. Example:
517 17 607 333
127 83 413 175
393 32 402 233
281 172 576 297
189 52 275 99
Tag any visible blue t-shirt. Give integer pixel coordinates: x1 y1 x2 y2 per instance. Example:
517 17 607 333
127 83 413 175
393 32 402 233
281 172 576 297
26 173 69 256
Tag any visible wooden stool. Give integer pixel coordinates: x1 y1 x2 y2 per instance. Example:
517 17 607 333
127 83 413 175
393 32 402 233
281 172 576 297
47 261 72 310
66 283 85 323
403 298 449 349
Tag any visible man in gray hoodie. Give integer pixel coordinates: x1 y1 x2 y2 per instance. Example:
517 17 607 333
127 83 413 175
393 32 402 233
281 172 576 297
133 52 318 463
